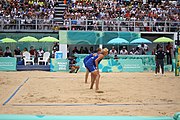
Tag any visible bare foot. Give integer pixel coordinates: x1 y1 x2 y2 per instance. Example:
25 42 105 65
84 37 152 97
95 90 104 93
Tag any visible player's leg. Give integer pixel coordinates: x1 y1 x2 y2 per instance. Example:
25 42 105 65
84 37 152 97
91 73 94 83
90 71 98 89
95 73 100 91
155 61 159 74
85 68 89 83
160 60 164 75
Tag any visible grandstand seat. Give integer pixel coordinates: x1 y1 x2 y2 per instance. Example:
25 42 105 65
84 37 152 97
38 52 50 65
23 52 34 66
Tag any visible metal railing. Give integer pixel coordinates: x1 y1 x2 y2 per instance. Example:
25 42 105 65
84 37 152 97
0 18 179 32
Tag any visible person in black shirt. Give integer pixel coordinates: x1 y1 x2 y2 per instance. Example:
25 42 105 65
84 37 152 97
155 46 166 75
14 47 21 55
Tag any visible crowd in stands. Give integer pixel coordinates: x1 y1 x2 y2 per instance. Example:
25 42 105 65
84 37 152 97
0 0 55 29
0 0 179 31
64 0 180 31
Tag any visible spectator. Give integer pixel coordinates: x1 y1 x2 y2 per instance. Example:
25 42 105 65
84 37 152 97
79 46 85 54
166 42 173 64
134 47 140 55
120 46 128 55
156 44 161 51
51 47 57 58
72 46 79 54
84 47 89 54
29 46 36 56
89 46 94 53
53 42 59 51
138 43 149 55
109 46 117 55
37 47 44 57
22 47 28 55
129 48 135 55
4 46 12 57
14 47 21 55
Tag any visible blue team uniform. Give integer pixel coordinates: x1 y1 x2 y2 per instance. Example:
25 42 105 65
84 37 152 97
83 53 93 67
86 55 100 72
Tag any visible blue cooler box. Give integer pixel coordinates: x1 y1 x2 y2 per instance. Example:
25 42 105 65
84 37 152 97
55 51 63 59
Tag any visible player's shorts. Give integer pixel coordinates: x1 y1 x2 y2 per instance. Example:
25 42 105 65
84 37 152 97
86 64 96 72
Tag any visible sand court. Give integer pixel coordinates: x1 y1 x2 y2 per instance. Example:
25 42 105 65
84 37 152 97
0 71 180 116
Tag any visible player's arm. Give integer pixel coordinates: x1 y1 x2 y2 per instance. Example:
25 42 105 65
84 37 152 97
95 54 104 69
93 53 97 56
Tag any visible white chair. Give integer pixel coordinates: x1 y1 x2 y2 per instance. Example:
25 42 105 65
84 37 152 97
23 52 34 66
38 52 50 65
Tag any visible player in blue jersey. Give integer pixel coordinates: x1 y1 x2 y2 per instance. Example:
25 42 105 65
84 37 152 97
86 48 108 93
83 48 102 83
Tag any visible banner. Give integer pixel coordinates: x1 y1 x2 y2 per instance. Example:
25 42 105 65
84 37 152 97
59 31 140 45
50 59 69 72
0 57 16 71
118 59 143 72
75 54 172 72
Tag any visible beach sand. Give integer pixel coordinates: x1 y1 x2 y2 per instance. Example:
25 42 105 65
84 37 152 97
0 71 180 116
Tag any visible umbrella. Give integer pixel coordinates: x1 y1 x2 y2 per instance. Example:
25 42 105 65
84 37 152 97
18 36 38 42
153 37 174 43
130 38 152 44
39 36 59 42
108 38 129 53
1 38 17 43
107 38 129 45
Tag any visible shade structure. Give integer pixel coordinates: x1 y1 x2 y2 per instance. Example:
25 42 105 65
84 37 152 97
153 37 174 43
107 38 129 45
1 38 17 43
39 36 59 42
18 36 38 42
130 38 152 44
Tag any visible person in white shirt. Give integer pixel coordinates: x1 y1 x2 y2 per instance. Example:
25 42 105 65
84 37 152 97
37 47 44 57
138 43 148 55
109 46 117 55
120 46 128 55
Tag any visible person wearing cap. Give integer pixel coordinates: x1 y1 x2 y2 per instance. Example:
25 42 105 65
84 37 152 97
155 46 166 76
120 46 128 55
109 46 117 55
